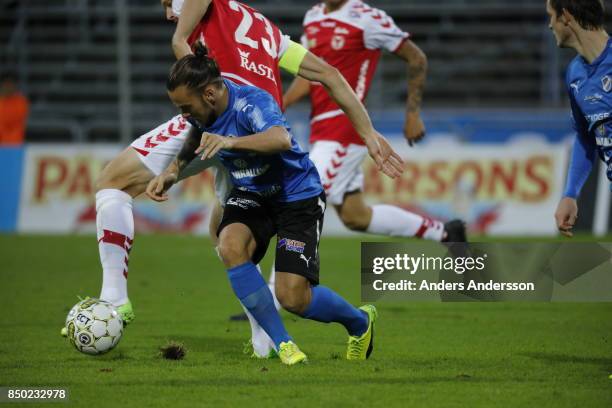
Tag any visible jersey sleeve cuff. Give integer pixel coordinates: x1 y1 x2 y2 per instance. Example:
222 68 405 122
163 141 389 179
391 34 410 53
562 189 579 199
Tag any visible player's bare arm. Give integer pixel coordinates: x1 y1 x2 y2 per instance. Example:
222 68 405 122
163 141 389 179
196 126 292 160
284 48 378 143
283 46 404 178
171 0 212 59
145 126 201 202
394 39 428 146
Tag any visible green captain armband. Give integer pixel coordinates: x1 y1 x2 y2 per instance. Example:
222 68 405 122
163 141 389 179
279 41 308 76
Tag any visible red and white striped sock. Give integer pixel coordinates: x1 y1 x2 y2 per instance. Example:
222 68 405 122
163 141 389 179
96 189 134 306
366 204 445 241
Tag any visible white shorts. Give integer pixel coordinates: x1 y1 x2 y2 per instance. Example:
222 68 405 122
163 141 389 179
309 141 368 206
130 115 233 203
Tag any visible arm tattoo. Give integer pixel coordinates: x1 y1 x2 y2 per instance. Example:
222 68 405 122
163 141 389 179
407 60 426 113
175 126 201 172
399 42 428 113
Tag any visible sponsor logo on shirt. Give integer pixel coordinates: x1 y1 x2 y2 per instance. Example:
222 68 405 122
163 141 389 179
238 49 276 83
277 238 306 254
231 164 271 179
334 27 350 35
585 93 604 104
586 111 611 123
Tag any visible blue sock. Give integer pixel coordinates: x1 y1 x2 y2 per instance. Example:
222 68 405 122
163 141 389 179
227 262 291 348
302 285 368 337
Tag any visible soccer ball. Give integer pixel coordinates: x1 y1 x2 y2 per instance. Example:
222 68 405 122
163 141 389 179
65 298 123 355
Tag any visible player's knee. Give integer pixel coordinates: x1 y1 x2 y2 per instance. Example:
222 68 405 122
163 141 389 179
94 171 114 192
95 166 127 193
217 236 249 267
275 285 309 315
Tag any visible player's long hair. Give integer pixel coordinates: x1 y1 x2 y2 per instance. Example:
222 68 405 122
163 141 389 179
167 43 223 92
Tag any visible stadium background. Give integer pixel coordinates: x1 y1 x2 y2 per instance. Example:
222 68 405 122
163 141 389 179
1 3 611 406
1 0 611 236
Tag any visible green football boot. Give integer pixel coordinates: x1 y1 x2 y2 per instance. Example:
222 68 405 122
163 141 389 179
278 341 308 365
346 305 378 360
116 300 135 325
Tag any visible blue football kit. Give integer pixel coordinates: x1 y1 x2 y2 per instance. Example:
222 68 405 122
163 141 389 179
190 79 322 202
564 38 612 197
186 79 369 353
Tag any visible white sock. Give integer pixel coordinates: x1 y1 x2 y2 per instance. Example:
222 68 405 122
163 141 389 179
367 204 444 241
96 189 133 306
246 264 275 356
267 265 280 311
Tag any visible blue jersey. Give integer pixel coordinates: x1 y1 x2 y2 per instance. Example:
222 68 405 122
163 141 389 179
565 38 612 189
192 79 322 202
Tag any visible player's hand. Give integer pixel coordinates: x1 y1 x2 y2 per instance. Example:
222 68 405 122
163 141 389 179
145 172 178 202
195 132 233 160
404 111 426 146
364 132 405 179
554 197 578 237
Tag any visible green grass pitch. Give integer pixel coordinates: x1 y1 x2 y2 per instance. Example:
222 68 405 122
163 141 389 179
1 234 611 407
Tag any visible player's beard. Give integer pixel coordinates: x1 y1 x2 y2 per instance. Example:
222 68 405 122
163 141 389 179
204 112 218 128
196 99 220 128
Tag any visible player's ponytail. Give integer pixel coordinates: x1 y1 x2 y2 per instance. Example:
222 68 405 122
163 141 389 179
192 41 208 58
167 42 222 92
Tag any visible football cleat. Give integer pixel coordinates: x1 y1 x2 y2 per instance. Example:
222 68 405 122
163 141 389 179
116 300 135 325
442 219 467 242
346 305 378 360
278 341 307 365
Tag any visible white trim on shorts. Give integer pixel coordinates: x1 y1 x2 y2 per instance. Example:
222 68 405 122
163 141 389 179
308 140 368 206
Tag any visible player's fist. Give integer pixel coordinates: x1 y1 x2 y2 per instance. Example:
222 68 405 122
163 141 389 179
196 132 232 160
554 197 578 237
145 172 178 202
404 111 426 147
